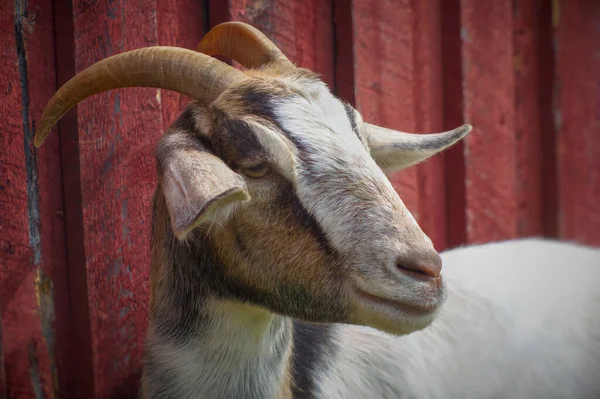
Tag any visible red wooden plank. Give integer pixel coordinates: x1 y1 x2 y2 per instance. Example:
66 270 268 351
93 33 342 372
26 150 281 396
0 0 70 397
27 0 73 395
0 3 41 397
0 314 5 398
71 0 164 396
441 0 466 248
460 0 518 243
157 0 207 131
554 0 600 246
538 0 558 239
513 0 544 237
340 0 447 249
412 0 446 250
210 0 334 86
53 0 96 397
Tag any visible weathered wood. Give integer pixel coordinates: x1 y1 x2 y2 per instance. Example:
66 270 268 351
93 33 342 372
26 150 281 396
0 0 70 397
513 0 545 237
411 0 446 250
460 0 518 243
210 0 334 85
71 0 162 396
1 0 67 396
441 0 466 248
53 0 96 397
340 0 447 249
554 0 600 246
0 314 5 399
538 0 558 239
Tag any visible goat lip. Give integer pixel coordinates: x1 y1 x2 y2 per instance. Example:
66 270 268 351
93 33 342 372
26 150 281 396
352 286 440 316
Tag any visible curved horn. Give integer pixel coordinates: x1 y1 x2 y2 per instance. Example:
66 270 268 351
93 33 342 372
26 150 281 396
197 21 294 71
34 46 247 147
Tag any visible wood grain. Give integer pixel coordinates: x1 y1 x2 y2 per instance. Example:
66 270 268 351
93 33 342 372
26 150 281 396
513 0 544 237
0 0 69 397
72 0 161 396
460 0 518 243
441 0 466 248
554 0 600 246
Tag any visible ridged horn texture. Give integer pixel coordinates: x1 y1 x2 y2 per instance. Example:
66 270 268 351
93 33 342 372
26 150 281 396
197 21 295 71
34 46 247 147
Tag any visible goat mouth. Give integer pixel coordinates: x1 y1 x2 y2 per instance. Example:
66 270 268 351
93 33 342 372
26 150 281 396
352 286 441 317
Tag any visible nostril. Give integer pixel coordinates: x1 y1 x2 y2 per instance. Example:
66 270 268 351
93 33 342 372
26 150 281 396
396 253 442 280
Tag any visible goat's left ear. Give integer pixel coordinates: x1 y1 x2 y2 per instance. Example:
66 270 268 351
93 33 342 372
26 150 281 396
365 123 472 173
157 130 249 240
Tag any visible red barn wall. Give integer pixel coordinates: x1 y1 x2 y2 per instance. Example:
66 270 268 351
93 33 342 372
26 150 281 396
0 0 598 397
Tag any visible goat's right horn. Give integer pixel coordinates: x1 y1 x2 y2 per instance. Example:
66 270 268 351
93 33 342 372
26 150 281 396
34 46 247 147
197 21 295 71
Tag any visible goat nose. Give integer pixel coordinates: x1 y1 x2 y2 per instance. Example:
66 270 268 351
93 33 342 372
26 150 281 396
396 252 442 280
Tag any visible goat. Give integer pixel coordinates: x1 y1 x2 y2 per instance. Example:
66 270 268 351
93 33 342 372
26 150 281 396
35 22 600 399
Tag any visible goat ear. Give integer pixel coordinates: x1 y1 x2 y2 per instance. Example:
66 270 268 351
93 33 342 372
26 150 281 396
157 130 249 240
365 123 472 173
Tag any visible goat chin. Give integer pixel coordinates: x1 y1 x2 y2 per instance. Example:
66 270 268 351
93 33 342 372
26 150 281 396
316 238 600 399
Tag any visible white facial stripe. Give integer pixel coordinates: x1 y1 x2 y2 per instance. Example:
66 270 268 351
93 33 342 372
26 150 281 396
271 82 429 267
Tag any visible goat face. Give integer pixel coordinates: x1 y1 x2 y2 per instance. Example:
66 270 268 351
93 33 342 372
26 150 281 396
157 70 471 336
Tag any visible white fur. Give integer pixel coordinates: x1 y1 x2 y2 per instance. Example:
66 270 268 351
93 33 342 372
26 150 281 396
317 239 600 398
144 300 291 398
272 81 434 272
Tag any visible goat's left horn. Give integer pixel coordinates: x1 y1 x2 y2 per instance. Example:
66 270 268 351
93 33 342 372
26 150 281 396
34 46 247 147
197 21 294 71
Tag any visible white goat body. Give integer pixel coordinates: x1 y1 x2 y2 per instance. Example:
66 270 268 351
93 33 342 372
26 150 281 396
320 239 600 399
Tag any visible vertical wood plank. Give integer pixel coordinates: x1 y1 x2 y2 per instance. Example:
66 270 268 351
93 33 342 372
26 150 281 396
157 0 207 131
514 0 544 237
53 0 96 396
209 0 334 85
460 0 518 243
0 315 5 399
441 0 467 248
538 0 558 239
71 0 162 396
339 0 447 249
554 0 600 246
28 0 73 395
412 0 446 249
0 0 70 397
0 2 43 396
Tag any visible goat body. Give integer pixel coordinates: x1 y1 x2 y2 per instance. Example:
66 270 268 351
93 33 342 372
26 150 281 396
142 235 600 399
318 239 600 399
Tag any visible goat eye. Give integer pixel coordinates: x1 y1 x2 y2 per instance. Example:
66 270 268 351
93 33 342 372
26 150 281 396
241 163 269 178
